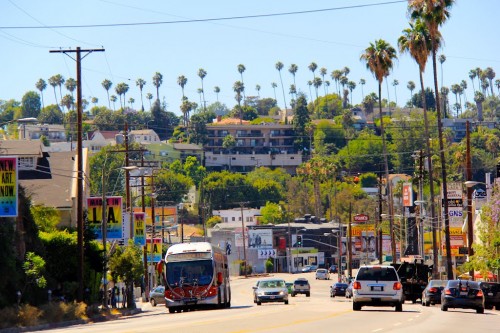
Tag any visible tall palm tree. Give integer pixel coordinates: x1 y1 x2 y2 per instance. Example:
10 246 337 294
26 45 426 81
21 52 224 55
198 68 207 111
475 67 483 91
177 75 188 99
342 66 350 77
101 79 113 108
474 91 485 121
409 0 455 279
110 95 117 111
451 84 461 116
60 94 74 112
331 70 342 96
35 78 47 109
275 61 288 110
407 81 416 107
288 64 298 88
271 82 278 102
347 81 356 106
146 93 153 109
48 75 60 107
307 81 313 102
438 54 446 87
359 78 366 101
392 79 399 106
468 69 477 94
91 97 98 106
152 72 163 101
233 81 245 124
483 67 496 96
308 62 319 101
255 84 261 98
65 78 77 99
214 86 220 102
360 39 397 264
237 64 246 104
136 78 146 111
54 74 65 103
197 88 203 108
128 97 135 109
460 80 468 105
495 79 500 96
320 67 328 97
441 86 450 117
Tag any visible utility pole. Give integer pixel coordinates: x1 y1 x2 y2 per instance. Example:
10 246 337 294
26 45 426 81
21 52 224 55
418 150 424 258
348 202 352 279
239 202 249 277
50 47 104 301
101 168 108 309
466 121 474 281
378 171 383 264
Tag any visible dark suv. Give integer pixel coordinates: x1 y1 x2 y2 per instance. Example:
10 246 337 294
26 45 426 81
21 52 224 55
480 282 500 310
292 278 310 297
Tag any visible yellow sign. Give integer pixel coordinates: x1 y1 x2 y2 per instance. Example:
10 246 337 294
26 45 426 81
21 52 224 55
134 212 146 245
87 196 123 239
351 224 375 237
146 238 162 263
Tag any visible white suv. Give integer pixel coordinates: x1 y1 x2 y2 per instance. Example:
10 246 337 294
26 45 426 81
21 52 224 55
352 265 404 312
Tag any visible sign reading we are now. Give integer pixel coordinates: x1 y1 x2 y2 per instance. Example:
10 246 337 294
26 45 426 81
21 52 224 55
0 157 18 217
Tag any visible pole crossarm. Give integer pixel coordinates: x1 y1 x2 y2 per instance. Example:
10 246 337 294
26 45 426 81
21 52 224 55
302 238 339 249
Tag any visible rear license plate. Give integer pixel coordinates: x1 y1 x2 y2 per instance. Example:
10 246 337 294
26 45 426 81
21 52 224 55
460 292 468 296
488 292 493 296
270 296 275 299
372 286 383 292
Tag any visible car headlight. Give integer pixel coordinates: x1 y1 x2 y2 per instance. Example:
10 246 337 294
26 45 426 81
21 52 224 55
279 291 285 295
257 292 265 296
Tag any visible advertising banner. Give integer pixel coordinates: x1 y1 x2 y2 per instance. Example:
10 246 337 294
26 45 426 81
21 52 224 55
235 228 249 247
402 183 413 207
248 229 273 249
404 216 419 256
146 238 162 263
134 212 146 245
257 248 277 259
87 196 123 239
0 156 18 217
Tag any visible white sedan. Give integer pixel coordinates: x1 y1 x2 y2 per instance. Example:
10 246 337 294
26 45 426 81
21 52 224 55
315 268 330 280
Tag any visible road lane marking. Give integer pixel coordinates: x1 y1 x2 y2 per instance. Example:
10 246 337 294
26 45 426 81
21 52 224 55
394 322 402 326
372 329 383 332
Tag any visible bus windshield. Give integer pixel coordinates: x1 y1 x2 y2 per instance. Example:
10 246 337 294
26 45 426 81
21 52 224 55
166 260 214 286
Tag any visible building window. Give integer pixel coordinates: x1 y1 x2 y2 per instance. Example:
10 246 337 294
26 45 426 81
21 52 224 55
232 217 235 222
18 157 35 169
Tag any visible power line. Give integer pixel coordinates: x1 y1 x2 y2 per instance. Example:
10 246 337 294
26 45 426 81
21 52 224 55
0 1 407 30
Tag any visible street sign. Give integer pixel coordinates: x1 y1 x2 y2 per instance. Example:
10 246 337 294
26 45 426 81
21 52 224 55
258 248 277 259
353 214 369 222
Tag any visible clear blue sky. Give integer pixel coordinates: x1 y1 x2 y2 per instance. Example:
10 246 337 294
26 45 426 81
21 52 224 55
1 0 499 116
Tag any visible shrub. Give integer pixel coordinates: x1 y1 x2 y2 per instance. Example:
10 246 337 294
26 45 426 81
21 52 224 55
18 304 43 327
0 306 19 329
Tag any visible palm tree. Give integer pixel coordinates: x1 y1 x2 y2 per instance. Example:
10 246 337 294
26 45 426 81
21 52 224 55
308 62 319 100
441 86 450 117
48 75 60 107
91 97 98 106
152 72 163 101
255 84 261 98
495 79 500 96
307 81 313 102
288 64 298 88
110 95 117 111
177 75 188 99
483 67 496 96
460 80 468 105
115 82 129 109
35 78 47 109
451 84 461 116
60 94 74 112
65 78 77 100
136 78 146 111
197 88 203 108
475 67 482 91
438 54 446 87
347 81 356 106
360 38 397 264
289 84 297 100
128 97 135 109
313 77 323 103
198 68 207 111
359 78 366 101
101 79 113 108
54 74 65 103
271 82 278 102
474 91 485 121
331 70 342 96
342 66 350 77
233 81 245 124
237 64 246 104
214 86 220 102
320 67 328 97
146 93 153 109
392 79 399 106
275 61 288 110
481 78 490 96
468 69 477 93
409 0 455 279
407 81 416 107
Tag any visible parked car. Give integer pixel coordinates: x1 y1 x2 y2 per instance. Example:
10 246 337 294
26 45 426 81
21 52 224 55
301 265 318 273
441 280 484 314
479 282 500 310
315 268 330 280
421 280 447 306
345 282 353 299
252 278 289 306
330 283 349 297
352 265 404 312
292 278 310 297
150 285 165 306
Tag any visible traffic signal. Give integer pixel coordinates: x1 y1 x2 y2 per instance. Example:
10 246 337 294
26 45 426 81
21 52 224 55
297 235 302 247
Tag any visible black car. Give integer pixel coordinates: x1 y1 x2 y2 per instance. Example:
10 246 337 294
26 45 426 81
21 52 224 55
328 265 338 274
480 282 500 310
422 280 447 306
330 283 349 297
441 280 484 314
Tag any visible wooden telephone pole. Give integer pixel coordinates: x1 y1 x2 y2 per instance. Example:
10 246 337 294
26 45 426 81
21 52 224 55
50 47 104 301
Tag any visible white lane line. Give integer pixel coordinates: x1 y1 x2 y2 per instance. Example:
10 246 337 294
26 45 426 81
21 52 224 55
394 322 402 326
372 329 383 332
408 318 414 321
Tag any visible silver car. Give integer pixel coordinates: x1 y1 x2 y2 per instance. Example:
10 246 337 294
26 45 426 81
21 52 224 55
253 279 289 305
150 285 165 306
315 268 330 280
352 265 404 311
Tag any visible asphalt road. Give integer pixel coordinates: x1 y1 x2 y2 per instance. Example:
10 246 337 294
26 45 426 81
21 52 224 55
48 272 499 333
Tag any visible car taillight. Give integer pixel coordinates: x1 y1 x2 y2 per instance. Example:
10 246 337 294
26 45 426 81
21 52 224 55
429 287 438 293
353 281 361 290
444 288 452 295
393 282 402 290
477 290 484 297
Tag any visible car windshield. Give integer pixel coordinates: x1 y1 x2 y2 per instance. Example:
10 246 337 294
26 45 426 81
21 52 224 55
335 283 348 288
259 280 285 288
429 280 447 287
166 260 214 286
447 280 480 289
317 269 327 273
295 280 308 285
356 267 398 281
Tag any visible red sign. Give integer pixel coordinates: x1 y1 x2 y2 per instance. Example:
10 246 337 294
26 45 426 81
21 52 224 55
353 214 369 222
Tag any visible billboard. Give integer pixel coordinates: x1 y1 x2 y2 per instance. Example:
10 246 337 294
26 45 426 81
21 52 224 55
87 196 123 239
0 156 18 217
248 229 273 249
